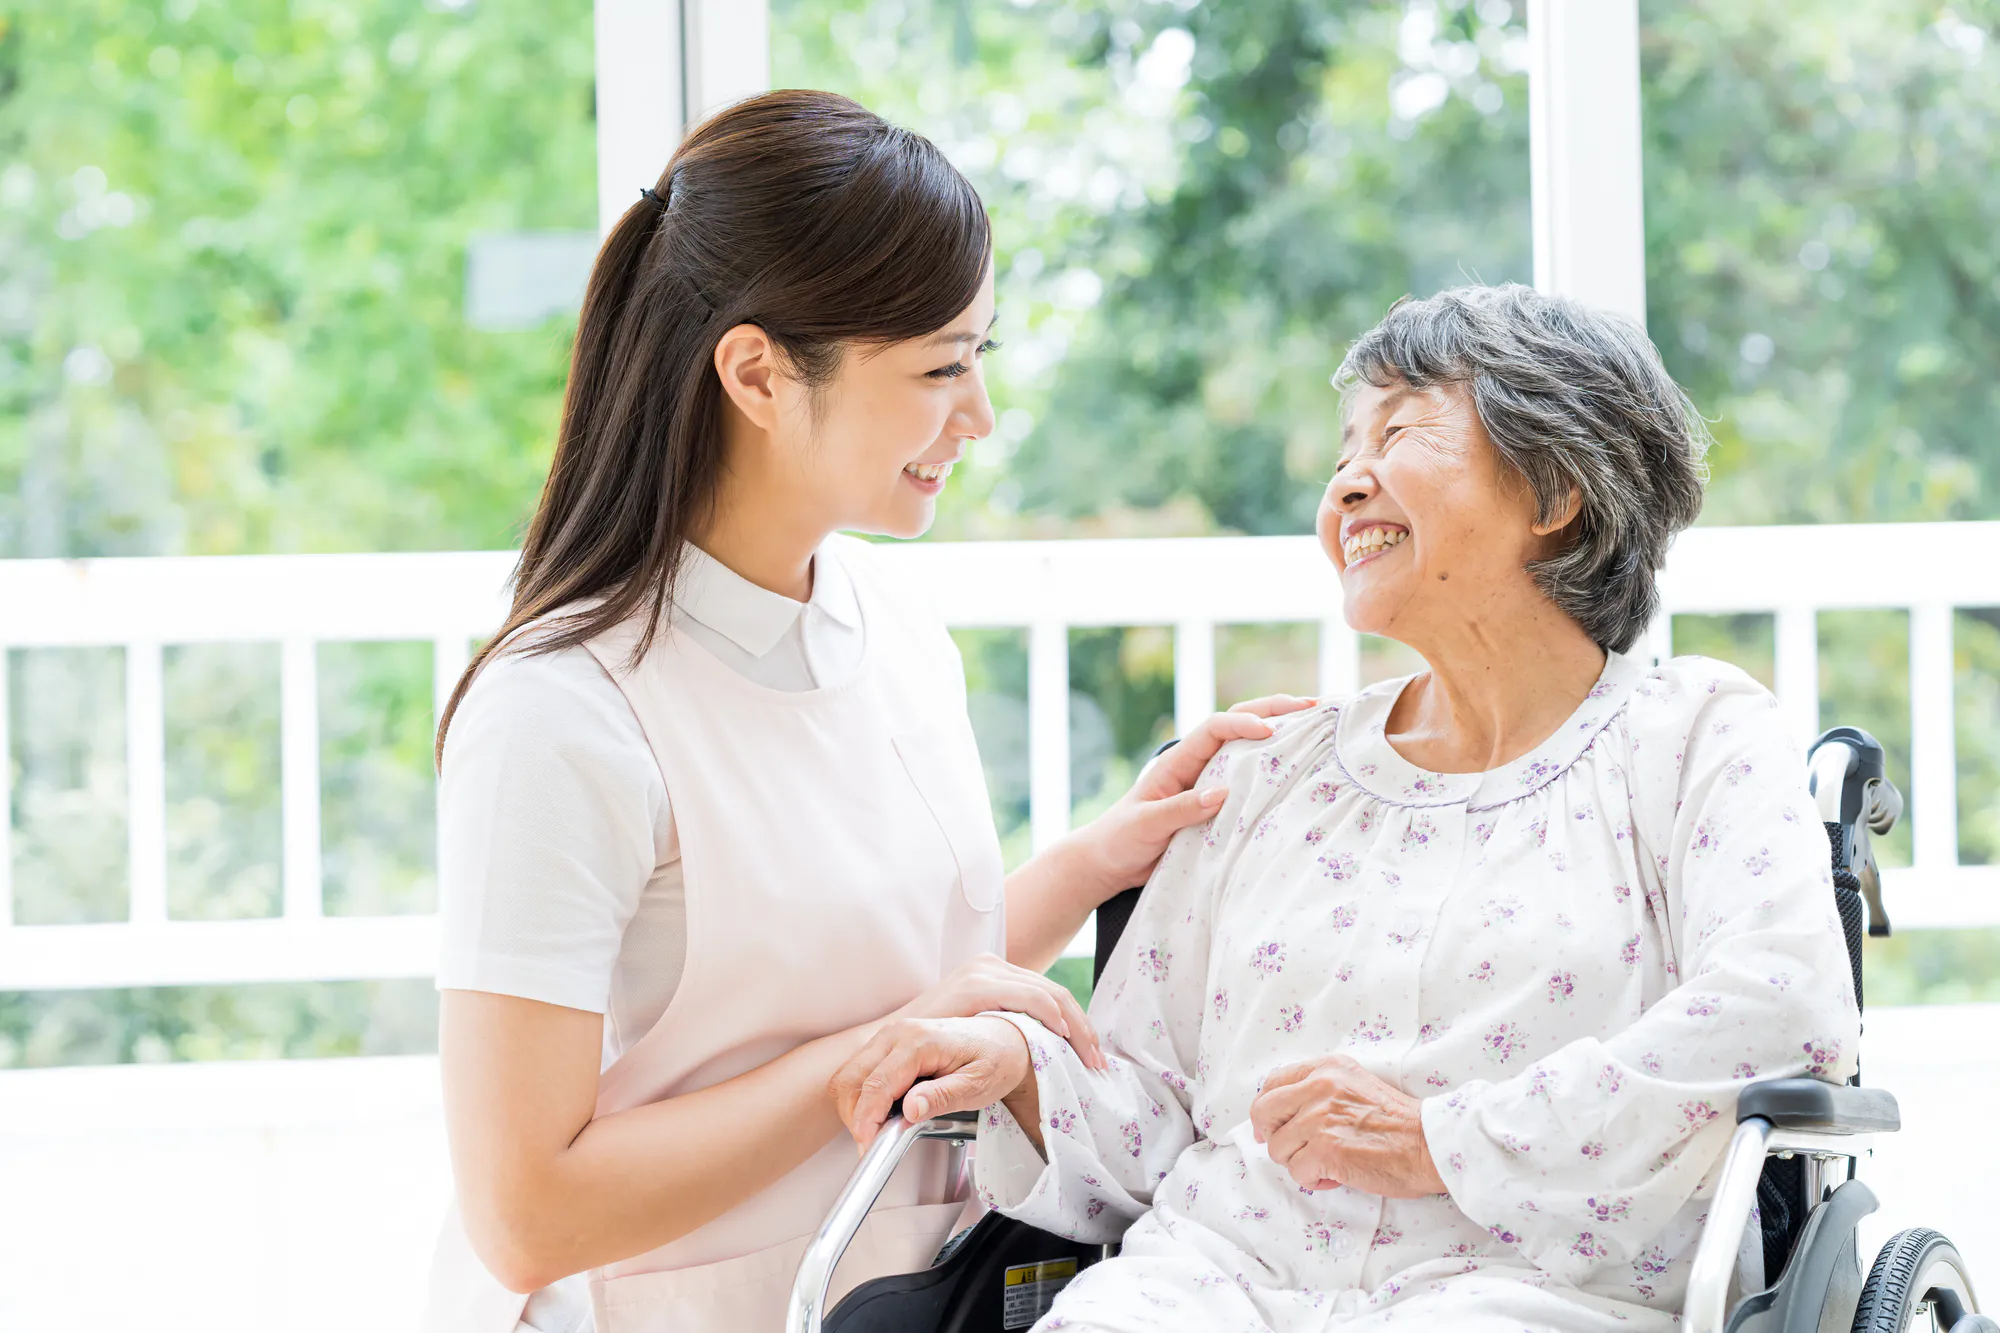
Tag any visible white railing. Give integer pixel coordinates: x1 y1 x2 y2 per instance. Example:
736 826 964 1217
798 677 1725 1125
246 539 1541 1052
3 523 1998 991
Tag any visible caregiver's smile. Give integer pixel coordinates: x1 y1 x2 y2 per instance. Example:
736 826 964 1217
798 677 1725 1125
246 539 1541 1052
900 453 959 496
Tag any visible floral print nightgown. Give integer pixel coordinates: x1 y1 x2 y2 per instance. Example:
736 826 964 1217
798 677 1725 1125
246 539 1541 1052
974 653 1859 1332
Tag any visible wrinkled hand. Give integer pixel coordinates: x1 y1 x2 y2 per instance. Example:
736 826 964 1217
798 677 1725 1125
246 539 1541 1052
1070 694 1317 897
831 1016 1033 1150
1248 1054 1446 1197
896 953 1104 1070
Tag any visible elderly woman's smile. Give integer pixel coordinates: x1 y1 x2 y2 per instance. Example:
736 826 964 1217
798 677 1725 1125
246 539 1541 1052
1337 522 1407 568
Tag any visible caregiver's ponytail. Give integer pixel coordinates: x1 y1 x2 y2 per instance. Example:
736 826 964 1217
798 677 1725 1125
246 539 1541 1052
436 89 990 766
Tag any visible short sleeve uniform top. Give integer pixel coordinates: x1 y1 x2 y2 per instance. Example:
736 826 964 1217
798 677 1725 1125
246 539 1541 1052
435 541 866 1068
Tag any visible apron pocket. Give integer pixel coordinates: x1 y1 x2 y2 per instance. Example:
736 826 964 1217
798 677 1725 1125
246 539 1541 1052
894 729 1005 913
589 1201 967 1333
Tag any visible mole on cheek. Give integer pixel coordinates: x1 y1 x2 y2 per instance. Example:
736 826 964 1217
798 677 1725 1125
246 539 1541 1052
1438 571 1449 581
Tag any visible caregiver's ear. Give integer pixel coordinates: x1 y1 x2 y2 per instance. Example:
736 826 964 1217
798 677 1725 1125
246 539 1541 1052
713 323 783 433
1529 484 1584 537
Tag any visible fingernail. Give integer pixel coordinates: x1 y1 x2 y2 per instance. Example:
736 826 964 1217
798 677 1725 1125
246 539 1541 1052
907 1098 926 1119
1201 787 1227 806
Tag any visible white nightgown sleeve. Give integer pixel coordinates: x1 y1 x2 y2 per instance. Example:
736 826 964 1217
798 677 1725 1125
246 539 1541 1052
973 752 1248 1243
1421 666 1861 1284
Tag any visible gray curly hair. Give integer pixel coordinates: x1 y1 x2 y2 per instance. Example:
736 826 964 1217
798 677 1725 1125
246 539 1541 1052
1332 284 1711 654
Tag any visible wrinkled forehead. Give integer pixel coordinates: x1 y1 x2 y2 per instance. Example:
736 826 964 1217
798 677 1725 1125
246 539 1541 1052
1337 378 1459 446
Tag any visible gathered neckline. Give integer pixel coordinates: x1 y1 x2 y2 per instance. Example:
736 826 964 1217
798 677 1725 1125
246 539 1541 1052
1330 650 1645 811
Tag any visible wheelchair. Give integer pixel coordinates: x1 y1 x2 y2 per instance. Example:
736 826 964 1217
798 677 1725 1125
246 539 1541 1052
786 727 1992 1333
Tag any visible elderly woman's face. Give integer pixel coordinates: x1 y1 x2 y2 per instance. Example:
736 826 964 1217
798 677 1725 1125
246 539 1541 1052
1317 380 1547 639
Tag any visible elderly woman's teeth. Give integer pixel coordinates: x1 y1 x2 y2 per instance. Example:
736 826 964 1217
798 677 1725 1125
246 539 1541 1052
1344 527 1408 563
904 461 951 483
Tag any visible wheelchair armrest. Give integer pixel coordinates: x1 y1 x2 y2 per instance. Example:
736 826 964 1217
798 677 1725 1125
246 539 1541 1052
1736 1078 1900 1134
886 1099 978 1129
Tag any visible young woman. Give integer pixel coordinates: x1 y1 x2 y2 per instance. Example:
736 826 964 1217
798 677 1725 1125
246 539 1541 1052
423 90 1306 1333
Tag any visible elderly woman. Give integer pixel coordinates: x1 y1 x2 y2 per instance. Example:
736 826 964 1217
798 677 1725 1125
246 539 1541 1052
831 284 1859 1332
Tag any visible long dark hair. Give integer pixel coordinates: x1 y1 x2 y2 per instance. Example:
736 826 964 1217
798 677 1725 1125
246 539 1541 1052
436 89 990 766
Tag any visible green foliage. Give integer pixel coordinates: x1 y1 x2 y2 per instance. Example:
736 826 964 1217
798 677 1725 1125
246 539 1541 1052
6 647 128 923
1643 0 2000 525
319 640 435 915
0 0 594 559
164 641 282 917
0 979 436 1066
774 0 1532 539
1953 609 2000 866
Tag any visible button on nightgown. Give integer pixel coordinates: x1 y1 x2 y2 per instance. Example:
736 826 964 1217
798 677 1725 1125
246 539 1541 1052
974 653 1860 1332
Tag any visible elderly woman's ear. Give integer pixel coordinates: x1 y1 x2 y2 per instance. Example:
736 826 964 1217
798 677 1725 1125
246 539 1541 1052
1529 484 1584 540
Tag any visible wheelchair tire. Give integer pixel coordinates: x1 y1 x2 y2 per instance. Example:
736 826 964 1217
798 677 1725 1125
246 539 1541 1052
1852 1227 1982 1332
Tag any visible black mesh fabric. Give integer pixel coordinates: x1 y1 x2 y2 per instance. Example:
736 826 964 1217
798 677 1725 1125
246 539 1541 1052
1827 824 1867 1013
1756 1154 1808 1285
1755 823 1872 1288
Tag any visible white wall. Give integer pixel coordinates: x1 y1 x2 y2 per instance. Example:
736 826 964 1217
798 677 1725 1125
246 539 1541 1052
1 1006 1994 1331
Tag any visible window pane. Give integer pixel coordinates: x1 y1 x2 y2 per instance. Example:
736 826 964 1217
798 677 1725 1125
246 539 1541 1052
951 628 1033 869
1955 608 2000 867
1671 613 1776 690
772 0 1531 539
1818 609 1912 868
0 0 596 560
164 642 281 920
0 980 438 1068
1068 626 1175 826
1216 622 1318 706
319 641 435 916
1642 3 2000 524
7 647 128 924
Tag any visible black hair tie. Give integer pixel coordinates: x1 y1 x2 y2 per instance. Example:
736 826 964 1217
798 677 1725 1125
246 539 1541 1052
640 185 667 209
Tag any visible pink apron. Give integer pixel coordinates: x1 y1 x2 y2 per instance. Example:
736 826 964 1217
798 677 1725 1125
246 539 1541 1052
426 538 1004 1331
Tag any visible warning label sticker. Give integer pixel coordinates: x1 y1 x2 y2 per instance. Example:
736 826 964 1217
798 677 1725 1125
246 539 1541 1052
1003 1257 1079 1330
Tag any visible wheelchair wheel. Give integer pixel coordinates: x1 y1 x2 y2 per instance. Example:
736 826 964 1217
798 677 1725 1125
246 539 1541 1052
1853 1228 1985 1332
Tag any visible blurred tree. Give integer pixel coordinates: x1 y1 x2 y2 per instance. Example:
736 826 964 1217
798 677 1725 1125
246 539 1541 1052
1643 0 2000 525
0 0 594 560
774 0 1534 540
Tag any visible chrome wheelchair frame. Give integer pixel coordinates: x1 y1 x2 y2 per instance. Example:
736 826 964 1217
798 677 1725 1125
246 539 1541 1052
787 728 1991 1333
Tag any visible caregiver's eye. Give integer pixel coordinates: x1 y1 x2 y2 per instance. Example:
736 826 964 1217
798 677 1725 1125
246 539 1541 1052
925 338 1001 381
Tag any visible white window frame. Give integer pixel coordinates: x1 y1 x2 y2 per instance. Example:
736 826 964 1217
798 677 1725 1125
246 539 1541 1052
598 1 1648 316
593 0 773 236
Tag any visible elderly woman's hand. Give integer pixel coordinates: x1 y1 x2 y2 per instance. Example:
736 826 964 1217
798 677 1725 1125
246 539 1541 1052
1249 1054 1446 1197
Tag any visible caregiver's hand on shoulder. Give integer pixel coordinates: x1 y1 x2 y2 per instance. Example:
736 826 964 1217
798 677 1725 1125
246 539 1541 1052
1248 1054 1447 1198
831 1016 1033 1150
895 953 1104 1070
1070 694 1318 896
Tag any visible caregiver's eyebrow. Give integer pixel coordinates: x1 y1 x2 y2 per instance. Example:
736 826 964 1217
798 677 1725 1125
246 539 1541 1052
1339 386 1416 444
922 315 1000 348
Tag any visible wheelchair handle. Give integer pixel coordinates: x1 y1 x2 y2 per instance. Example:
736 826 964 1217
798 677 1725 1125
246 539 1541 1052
785 1106 978 1333
1808 728 1900 937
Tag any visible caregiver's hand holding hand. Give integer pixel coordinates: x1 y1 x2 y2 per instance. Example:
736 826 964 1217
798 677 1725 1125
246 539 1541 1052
1249 1054 1446 1197
831 1016 1037 1151
895 954 1104 1070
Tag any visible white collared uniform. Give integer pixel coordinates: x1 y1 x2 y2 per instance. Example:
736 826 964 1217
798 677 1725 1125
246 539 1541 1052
437 541 866 1062
435 539 947 1333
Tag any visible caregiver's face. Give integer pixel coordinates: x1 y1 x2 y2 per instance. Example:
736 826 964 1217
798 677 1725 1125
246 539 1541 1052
785 264 998 541
1317 379 1544 638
